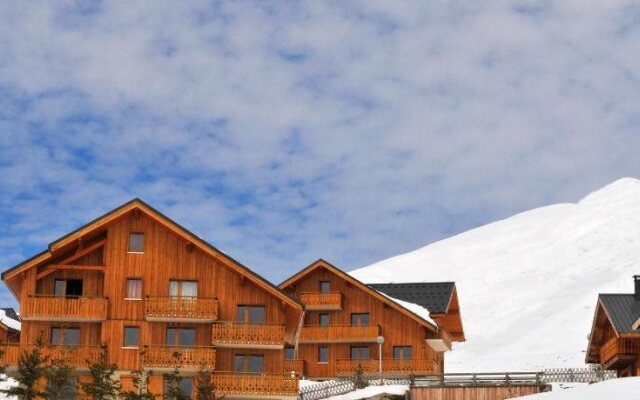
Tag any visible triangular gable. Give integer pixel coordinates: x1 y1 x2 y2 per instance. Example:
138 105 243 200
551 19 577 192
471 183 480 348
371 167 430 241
2 199 302 310
280 259 437 332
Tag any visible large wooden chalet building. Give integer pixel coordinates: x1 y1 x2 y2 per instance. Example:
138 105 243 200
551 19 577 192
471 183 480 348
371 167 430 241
1 199 465 398
279 260 464 379
586 276 640 377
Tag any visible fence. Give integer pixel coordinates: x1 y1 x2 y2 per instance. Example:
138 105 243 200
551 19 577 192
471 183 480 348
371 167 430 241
411 372 545 388
541 368 616 383
299 380 355 400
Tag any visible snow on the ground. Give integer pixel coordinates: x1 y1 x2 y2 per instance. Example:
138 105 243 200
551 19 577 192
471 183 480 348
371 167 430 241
326 384 408 399
513 378 640 399
0 377 17 400
351 178 640 371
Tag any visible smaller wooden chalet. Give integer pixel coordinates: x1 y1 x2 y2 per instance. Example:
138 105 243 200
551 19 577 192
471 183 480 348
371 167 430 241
0 308 20 344
280 259 464 379
586 276 640 377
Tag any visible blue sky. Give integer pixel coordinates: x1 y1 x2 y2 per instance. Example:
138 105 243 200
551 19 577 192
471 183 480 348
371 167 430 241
1 1 640 307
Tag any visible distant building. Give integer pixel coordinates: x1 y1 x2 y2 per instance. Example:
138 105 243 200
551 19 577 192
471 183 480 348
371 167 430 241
0 308 20 344
586 276 640 376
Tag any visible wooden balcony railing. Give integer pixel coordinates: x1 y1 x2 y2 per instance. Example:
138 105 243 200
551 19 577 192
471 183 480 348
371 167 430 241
212 372 299 397
211 323 285 349
142 345 216 370
299 325 381 343
284 359 305 376
600 337 640 366
335 358 435 376
145 296 218 322
299 292 343 310
1 344 101 368
21 295 108 322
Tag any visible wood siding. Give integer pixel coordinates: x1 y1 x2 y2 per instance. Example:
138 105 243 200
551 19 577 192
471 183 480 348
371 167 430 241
410 386 545 400
8 206 303 398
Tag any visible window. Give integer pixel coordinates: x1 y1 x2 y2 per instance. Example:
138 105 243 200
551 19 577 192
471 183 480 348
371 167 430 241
393 346 413 360
54 279 83 298
285 347 295 360
47 377 77 399
128 232 145 253
164 377 193 398
166 328 196 347
319 313 330 327
51 327 80 346
126 279 143 299
350 346 370 360
318 346 329 363
234 354 264 374
350 313 370 326
236 305 265 324
169 280 198 298
320 281 331 293
123 327 140 348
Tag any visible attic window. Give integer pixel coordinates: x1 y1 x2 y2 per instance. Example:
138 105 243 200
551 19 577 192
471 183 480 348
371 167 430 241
128 233 144 253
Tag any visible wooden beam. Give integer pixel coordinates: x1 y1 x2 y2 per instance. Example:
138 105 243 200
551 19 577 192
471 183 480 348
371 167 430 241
56 239 106 266
36 265 106 281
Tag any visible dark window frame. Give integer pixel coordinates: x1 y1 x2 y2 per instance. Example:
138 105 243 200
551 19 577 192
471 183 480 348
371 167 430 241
236 304 266 325
234 354 265 374
123 326 140 348
392 345 413 360
319 281 331 293
166 327 196 347
350 313 370 326
350 345 370 360
318 313 330 327
128 232 145 253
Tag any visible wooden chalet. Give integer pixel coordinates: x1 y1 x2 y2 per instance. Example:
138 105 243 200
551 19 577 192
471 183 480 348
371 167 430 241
586 275 640 377
1 199 304 399
279 259 464 379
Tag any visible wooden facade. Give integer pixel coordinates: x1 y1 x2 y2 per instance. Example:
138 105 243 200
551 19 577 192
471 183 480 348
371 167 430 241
2 199 304 399
279 260 464 379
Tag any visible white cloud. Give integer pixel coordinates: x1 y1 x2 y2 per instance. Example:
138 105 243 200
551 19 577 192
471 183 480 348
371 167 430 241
0 1 640 306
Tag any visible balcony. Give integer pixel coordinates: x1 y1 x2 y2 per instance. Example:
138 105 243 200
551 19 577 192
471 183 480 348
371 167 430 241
211 323 285 349
145 296 218 322
142 345 216 371
284 359 305 377
299 325 381 343
21 295 108 322
299 292 343 311
212 372 299 399
600 337 640 369
335 358 435 376
1 344 101 370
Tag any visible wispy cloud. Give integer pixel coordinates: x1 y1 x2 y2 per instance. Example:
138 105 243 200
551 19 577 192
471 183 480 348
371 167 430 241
1 1 640 306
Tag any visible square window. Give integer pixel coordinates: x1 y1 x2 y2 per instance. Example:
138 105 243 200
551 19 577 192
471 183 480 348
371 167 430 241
236 305 265 324
393 346 412 360
320 281 331 293
351 313 370 326
319 313 330 327
124 327 140 348
285 347 295 360
318 346 329 363
350 346 370 360
128 233 144 253
126 279 142 299
234 354 264 374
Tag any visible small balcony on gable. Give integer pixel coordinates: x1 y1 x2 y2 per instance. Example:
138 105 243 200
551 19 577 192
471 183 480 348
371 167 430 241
299 292 343 311
299 325 381 344
145 296 219 322
21 295 108 322
211 322 286 349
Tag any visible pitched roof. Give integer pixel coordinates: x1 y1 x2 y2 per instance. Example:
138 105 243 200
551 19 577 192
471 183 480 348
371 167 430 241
280 259 437 332
1 198 303 310
0 308 20 331
599 294 640 334
367 282 455 315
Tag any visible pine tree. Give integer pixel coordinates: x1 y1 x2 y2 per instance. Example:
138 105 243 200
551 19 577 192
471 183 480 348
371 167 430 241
352 364 368 389
194 367 221 400
44 358 75 400
120 368 155 400
162 352 189 400
0 336 49 400
81 344 121 400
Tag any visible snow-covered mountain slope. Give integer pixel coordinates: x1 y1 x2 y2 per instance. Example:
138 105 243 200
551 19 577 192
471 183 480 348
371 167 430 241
351 178 640 372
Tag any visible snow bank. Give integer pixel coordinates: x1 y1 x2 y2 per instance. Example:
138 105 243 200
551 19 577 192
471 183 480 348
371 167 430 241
326 384 408 399
351 178 640 371
513 377 640 399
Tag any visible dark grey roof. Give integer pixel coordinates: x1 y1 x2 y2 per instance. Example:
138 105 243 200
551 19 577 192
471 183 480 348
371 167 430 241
0 308 20 322
367 282 455 314
599 294 640 333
